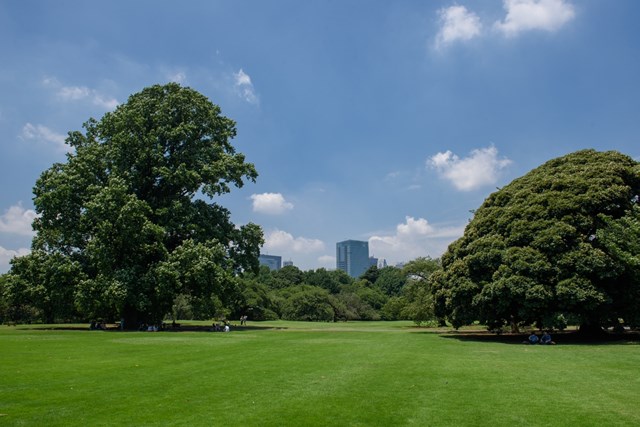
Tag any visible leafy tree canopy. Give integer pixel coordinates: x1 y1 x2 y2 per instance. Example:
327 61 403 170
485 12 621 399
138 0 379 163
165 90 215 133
304 268 352 294
279 285 336 322
402 257 441 282
5 83 263 327
373 266 407 296
433 150 640 331
273 265 305 287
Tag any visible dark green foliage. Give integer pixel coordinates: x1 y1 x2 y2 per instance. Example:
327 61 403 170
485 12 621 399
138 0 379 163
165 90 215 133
272 265 305 288
234 261 440 322
435 150 640 330
7 84 262 327
279 285 335 322
380 296 405 320
403 257 442 281
373 266 407 296
303 268 348 294
3 251 84 323
333 292 380 320
0 273 40 323
231 257 444 323
360 265 380 284
398 281 435 326
378 258 441 324
336 280 388 320
236 267 358 321
168 292 228 321
230 279 280 321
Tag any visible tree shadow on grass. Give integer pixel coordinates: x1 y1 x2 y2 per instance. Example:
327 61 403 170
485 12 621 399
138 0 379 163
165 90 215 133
436 330 640 345
27 324 285 333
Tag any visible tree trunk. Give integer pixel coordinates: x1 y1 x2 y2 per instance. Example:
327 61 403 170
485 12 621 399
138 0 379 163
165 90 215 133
44 309 55 325
510 316 519 333
122 305 143 330
578 323 606 338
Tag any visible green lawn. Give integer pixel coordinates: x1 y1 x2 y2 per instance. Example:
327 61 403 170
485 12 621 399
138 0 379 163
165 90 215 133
1 321 638 426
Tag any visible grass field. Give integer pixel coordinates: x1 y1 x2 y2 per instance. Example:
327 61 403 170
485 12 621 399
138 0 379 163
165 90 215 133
1 321 639 426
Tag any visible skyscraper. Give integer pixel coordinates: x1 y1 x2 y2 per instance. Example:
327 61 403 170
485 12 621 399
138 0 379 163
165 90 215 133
258 254 282 271
336 240 370 278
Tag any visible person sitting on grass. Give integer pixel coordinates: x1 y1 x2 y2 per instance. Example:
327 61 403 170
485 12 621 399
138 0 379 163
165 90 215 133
541 331 555 345
528 332 539 344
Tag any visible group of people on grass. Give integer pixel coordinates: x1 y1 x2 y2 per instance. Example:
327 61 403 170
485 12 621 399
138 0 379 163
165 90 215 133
526 331 555 345
89 320 106 330
212 320 230 332
91 317 245 332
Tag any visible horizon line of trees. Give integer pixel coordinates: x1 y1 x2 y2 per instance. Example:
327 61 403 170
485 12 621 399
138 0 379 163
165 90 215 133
0 258 442 326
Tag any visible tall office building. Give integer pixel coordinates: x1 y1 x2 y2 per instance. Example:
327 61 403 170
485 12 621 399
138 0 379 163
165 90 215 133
369 256 378 268
336 240 370 278
258 254 282 271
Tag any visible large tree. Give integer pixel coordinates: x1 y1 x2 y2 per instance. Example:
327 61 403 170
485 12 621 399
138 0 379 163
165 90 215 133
433 150 640 332
6 83 262 327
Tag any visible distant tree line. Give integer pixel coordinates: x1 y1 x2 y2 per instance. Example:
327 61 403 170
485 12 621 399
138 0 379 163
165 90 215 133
223 258 441 324
0 258 442 326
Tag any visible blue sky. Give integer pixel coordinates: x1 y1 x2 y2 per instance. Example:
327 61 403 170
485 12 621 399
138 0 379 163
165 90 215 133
1 0 639 272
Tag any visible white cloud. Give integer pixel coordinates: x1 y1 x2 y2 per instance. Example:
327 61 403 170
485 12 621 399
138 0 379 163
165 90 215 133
58 85 91 100
235 69 252 86
92 94 119 110
0 246 30 273
397 216 434 237
43 76 119 111
263 229 325 254
42 76 55 86
494 0 575 37
435 5 483 49
428 145 512 191
385 171 401 180
234 69 259 105
0 203 37 236
317 255 336 268
168 71 187 84
21 123 68 152
251 193 294 215
369 216 465 264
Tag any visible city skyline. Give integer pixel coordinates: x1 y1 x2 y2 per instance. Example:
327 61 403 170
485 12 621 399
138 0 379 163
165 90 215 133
336 240 372 278
1 1 639 272
261 245 393 273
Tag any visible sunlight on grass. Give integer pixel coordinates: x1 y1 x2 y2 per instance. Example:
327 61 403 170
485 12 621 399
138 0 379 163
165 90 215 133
1 322 638 426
